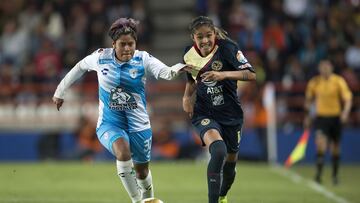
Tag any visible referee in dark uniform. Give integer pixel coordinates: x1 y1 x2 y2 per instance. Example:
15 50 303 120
304 60 352 185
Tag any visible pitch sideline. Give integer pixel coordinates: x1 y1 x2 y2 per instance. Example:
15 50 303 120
271 164 351 203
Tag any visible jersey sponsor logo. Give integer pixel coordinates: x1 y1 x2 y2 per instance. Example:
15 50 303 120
109 87 138 110
206 86 223 94
211 60 223 71
236 51 248 63
207 85 224 106
101 68 109 75
238 63 252 70
211 94 224 106
203 80 217 87
201 118 210 126
129 68 138 78
99 59 113 64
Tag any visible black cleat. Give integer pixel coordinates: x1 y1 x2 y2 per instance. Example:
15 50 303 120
314 175 322 184
332 176 339 185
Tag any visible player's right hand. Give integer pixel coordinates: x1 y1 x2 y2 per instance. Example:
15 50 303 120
52 96 64 111
182 64 195 73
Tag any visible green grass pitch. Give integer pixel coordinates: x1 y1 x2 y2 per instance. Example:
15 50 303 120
0 161 359 203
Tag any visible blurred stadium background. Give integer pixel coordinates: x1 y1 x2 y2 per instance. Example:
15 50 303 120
0 0 359 202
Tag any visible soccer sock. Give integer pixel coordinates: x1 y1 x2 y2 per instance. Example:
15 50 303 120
220 161 236 196
207 140 227 203
116 160 141 203
315 152 324 179
332 154 340 178
137 170 154 199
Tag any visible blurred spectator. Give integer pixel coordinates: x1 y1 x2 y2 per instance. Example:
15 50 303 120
0 18 30 67
131 0 152 49
38 1 65 46
152 120 180 160
345 34 360 75
85 0 108 52
69 116 103 161
253 85 268 161
0 59 17 103
34 36 62 83
283 0 308 20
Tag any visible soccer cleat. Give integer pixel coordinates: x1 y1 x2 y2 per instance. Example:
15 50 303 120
219 196 228 203
314 174 322 184
141 184 153 199
332 176 339 185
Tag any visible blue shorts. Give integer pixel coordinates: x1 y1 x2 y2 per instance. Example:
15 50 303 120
97 126 152 163
192 117 243 153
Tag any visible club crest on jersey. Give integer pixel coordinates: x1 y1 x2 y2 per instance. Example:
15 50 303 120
109 87 138 110
211 61 223 71
129 68 138 78
201 118 210 126
236 51 248 63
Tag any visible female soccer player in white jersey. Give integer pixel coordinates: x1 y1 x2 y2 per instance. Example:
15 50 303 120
53 18 186 203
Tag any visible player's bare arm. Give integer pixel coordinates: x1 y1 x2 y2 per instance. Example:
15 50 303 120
200 69 255 82
182 80 196 118
341 99 352 123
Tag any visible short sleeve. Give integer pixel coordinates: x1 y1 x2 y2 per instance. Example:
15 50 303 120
222 40 255 72
305 79 315 100
338 77 353 101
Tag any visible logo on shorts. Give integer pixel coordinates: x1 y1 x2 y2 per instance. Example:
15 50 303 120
104 132 109 140
211 61 223 71
201 118 210 126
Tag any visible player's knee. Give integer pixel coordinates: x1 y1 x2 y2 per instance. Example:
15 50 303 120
135 165 149 179
209 140 227 160
112 138 131 161
114 151 131 161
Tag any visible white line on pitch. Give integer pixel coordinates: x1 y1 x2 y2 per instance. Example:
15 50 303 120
271 164 351 203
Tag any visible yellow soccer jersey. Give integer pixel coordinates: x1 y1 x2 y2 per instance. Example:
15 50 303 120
306 74 352 116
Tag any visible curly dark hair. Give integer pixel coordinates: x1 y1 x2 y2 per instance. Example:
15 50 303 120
108 18 139 41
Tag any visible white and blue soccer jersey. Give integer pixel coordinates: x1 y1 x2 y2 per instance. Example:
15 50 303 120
54 48 184 135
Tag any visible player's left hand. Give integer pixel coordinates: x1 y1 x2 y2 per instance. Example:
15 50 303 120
200 71 225 82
